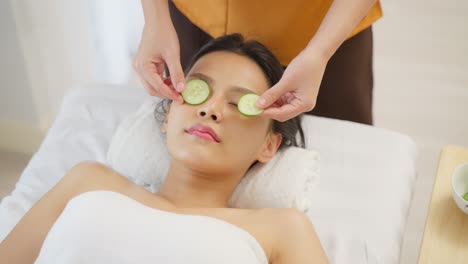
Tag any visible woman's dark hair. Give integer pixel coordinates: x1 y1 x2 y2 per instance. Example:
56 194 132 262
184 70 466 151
155 33 306 151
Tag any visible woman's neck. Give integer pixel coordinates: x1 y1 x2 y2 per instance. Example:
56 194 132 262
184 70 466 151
157 162 241 208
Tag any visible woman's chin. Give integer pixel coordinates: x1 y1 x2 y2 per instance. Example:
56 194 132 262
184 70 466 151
167 135 225 169
169 148 216 167
168 146 242 175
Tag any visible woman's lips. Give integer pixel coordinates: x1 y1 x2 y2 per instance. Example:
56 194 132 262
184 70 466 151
186 130 217 142
185 123 221 143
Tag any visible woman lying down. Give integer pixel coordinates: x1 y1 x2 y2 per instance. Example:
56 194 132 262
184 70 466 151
0 33 328 264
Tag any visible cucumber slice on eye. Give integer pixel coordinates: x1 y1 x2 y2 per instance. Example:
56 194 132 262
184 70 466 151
237 93 264 116
182 79 210 105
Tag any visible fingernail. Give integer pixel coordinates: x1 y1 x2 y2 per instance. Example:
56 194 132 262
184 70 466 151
177 82 184 92
257 98 266 106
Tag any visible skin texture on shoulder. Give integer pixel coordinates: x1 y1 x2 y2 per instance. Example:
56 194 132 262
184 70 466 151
0 161 132 264
260 208 329 264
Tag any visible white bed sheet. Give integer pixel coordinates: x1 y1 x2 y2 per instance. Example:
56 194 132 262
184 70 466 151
0 83 417 263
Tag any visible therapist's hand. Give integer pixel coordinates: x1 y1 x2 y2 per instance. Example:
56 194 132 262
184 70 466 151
133 23 185 104
256 48 327 122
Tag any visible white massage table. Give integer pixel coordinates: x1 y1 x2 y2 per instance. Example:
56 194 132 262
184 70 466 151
0 83 417 263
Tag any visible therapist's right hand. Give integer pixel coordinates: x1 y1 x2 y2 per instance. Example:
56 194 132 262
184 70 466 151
133 22 185 104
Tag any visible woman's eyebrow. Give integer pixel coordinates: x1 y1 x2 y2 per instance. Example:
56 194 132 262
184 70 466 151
188 72 255 94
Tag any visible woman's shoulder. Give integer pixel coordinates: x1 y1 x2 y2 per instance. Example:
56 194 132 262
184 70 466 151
252 207 310 227
262 208 317 247
60 160 134 197
248 208 319 262
254 208 312 236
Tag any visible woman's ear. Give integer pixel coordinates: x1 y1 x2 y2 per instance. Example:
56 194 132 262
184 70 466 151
256 132 282 163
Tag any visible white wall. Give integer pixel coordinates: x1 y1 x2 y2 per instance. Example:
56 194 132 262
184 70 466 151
87 0 144 84
0 0 97 154
0 0 42 154
0 0 144 155
10 0 95 130
0 1 36 124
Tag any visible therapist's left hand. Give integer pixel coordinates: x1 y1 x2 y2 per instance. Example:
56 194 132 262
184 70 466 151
256 47 328 122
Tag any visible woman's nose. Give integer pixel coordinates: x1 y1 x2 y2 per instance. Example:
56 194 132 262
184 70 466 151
197 98 223 121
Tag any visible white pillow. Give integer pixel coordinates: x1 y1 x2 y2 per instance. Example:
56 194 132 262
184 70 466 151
107 98 320 211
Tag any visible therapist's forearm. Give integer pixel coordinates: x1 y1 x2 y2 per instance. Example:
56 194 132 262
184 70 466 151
305 0 377 59
141 0 171 25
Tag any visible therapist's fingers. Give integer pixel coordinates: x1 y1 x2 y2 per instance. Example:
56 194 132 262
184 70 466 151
134 63 162 97
133 57 166 96
262 101 302 122
165 52 185 93
162 77 184 103
261 92 308 122
140 63 183 103
141 77 183 104
133 54 168 98
256 80 291 109
140 76 163 97
140 66 171 98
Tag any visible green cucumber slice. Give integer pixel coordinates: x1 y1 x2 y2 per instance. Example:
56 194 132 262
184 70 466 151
182 79 210 105
238 93 264 116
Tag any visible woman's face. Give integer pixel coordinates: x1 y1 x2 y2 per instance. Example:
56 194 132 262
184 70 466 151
162 51 282 175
